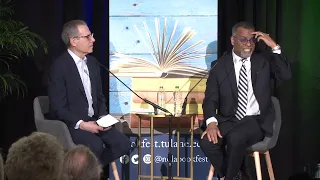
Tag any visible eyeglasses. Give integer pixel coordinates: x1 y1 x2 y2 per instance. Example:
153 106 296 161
233 36 257 45
74 33 94 40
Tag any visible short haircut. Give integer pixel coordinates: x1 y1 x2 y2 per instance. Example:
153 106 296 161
0 153 3 180
232 21 255 35
61 20 87 47
59 145 102 180
4 132 64 180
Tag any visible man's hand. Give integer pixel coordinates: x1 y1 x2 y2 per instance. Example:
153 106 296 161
201 122 222 144
101 126 111 131
79 121 103 133
252 31 277 49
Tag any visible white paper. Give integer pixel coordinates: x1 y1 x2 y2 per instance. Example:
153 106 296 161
96 114 120 127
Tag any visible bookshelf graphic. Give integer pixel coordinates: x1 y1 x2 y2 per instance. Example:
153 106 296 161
109 3 217 128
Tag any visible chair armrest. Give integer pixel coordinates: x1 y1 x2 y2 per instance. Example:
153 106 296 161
35 119 75 150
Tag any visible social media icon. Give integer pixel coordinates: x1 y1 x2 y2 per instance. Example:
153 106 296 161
131 154 139 165
143 154 151 164
120 155 129 164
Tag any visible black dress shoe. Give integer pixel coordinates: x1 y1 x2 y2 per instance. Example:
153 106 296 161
101 164 109 180
233 171 242 180
240 167 254 180
100 176 109 180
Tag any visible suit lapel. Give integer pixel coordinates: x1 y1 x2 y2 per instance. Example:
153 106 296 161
224 53 238 99
67 53 86 98
250 53 259 88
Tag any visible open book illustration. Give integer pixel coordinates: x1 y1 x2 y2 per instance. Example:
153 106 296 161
110 18 208 78
96 114 120 127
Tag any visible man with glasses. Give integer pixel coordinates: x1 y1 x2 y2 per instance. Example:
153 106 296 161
199 21 291 179
48 20 131 179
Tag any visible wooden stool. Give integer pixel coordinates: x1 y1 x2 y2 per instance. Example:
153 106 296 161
207 150 275 180
111 161 120 180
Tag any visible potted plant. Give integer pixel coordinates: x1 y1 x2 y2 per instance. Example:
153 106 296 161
0 0 48 102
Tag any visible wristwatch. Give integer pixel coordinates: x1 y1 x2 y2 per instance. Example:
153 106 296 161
272 44 281 51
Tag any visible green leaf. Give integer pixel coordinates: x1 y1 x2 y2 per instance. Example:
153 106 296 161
0 0 14 17
0 73 27 99
0 0 48 100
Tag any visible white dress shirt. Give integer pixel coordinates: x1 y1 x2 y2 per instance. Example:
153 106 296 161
67 49 94 129
206 49 281 126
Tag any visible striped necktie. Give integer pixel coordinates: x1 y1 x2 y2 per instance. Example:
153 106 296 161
235 58 248 120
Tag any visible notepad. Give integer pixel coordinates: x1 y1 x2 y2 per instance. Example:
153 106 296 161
96 114 120 127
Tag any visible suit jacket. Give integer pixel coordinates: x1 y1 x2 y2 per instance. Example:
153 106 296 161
202 51 291 136
48 51 107 128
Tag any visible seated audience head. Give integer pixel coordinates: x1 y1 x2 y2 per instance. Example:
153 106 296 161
4 132 64 180
0 153 3 180
59 145 102 180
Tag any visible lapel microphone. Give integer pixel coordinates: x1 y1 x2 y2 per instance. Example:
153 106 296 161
180 51 228 115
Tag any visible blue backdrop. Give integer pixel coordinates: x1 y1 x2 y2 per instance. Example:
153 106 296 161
110 134 217 180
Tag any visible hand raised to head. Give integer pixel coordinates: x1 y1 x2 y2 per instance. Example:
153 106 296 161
252 31 277 49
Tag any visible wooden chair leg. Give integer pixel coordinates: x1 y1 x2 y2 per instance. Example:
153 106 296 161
264 151 275 180
111 161 120 180
253 151 262 180
208 165 214 180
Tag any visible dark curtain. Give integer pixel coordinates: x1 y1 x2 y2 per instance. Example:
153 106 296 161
218 0 320 179
1 0 320 179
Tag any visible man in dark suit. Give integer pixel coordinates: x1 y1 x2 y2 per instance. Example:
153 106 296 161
199 21 291 179
48 20 131 178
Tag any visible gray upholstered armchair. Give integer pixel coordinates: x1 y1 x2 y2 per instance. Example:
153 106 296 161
33 96 75 150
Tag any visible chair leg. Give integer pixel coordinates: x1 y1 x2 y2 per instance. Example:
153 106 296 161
111 161 120 180
264 151 275 180
208 165 214 180
253 151 262 180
